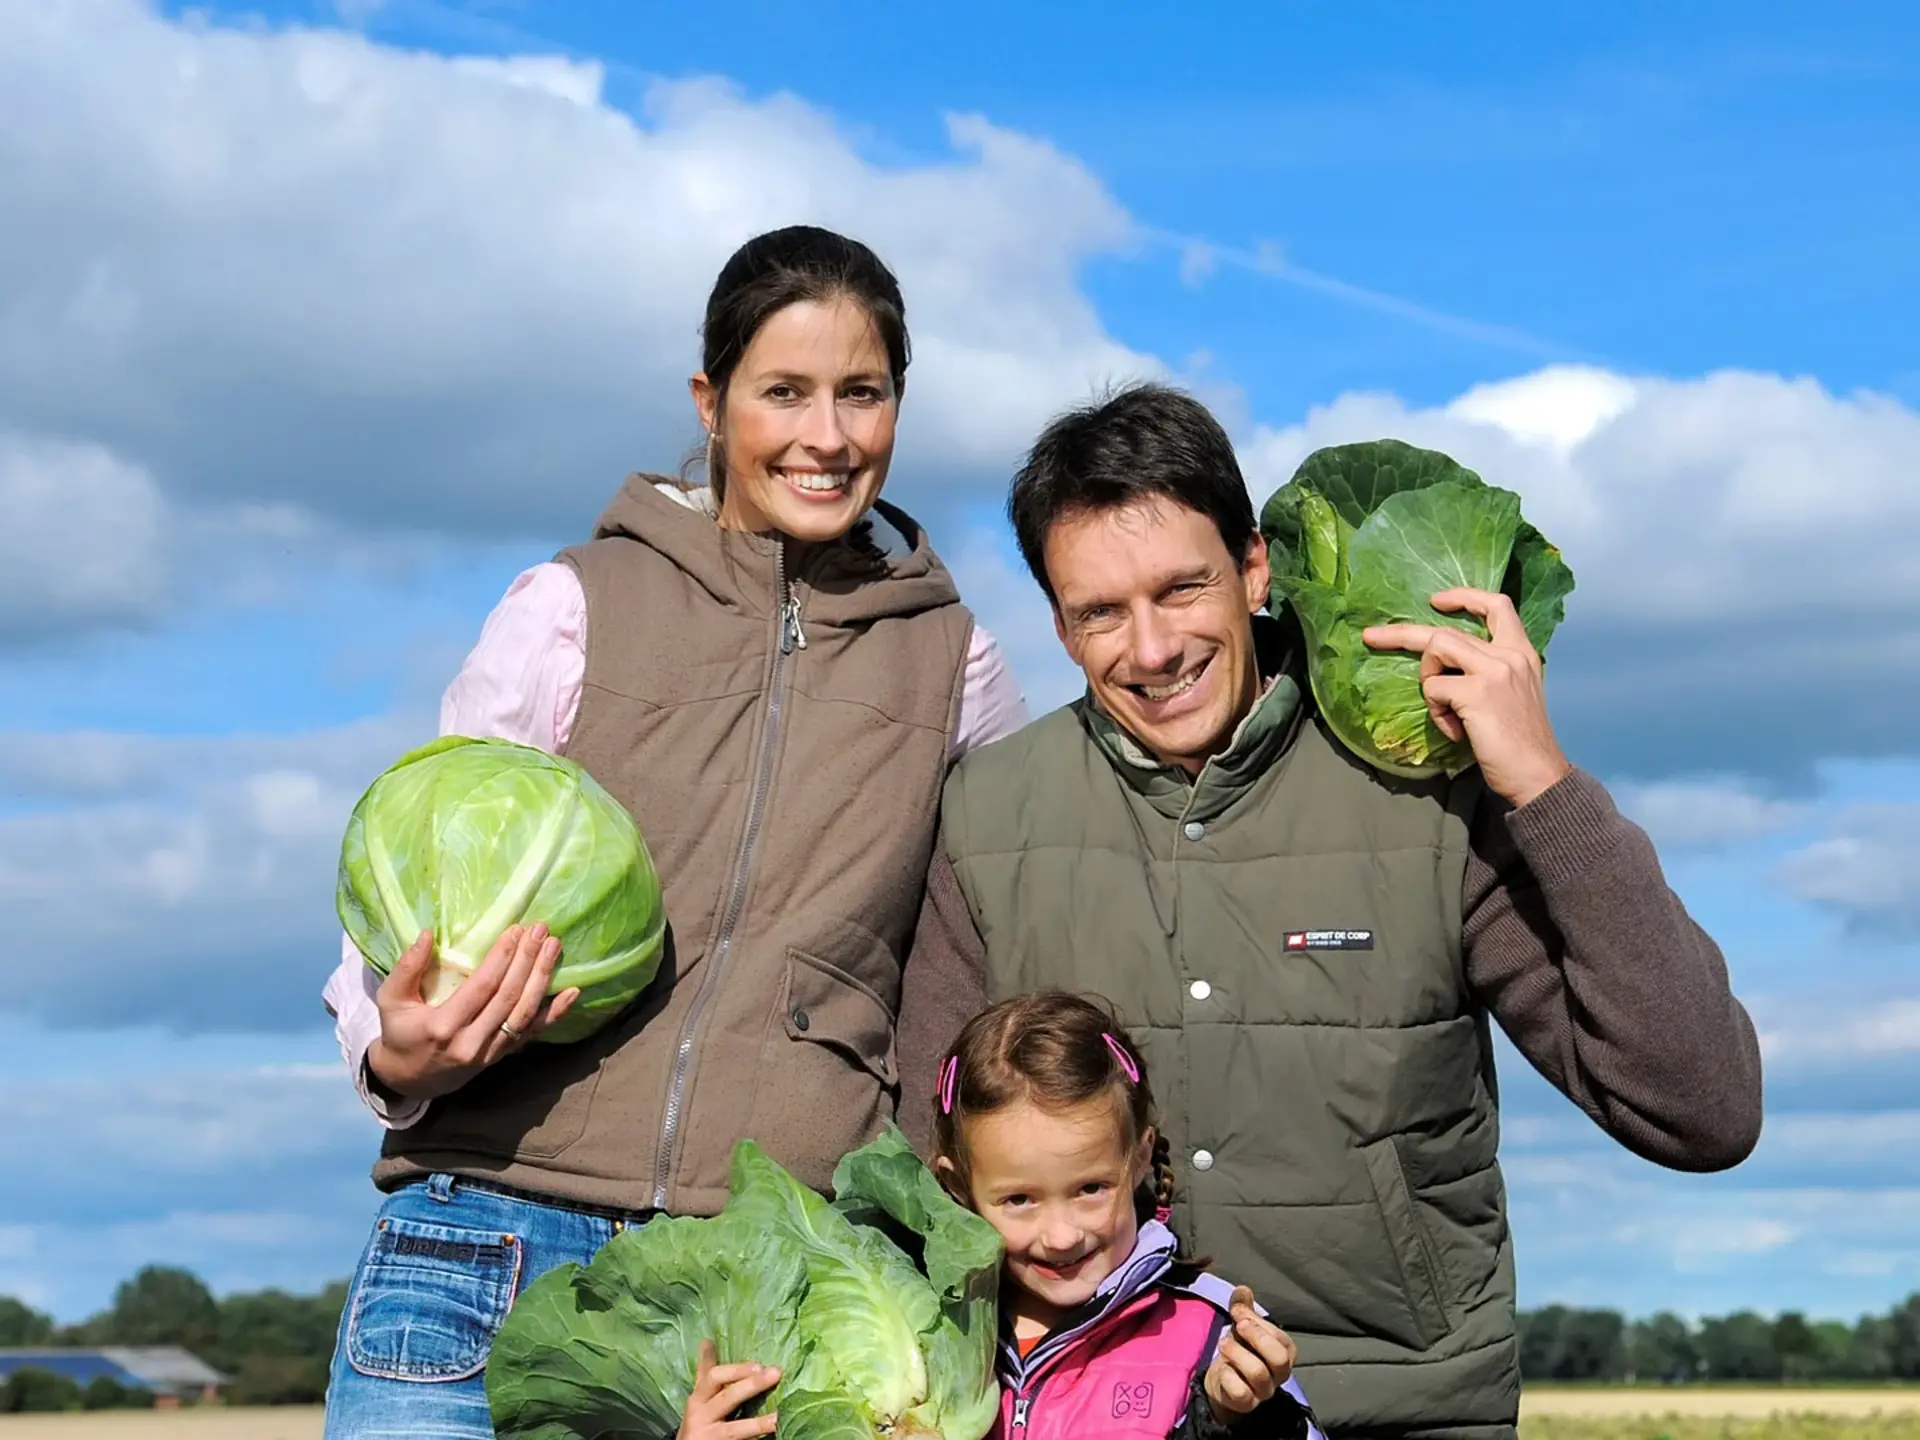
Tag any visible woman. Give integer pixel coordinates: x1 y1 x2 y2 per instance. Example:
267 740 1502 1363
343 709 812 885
319 225 1027 1438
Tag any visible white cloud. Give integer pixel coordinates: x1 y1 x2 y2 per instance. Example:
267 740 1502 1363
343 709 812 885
1777 803 1920 934
1445 366 1638 451
1612 775 1811 850
0 0 1157 589
1642 1215 1798 1263
1504 1159 1920 1316
0 714 429 1029
1245 365 1920 625
0 713 421 802
0 432 171 637
0 1063 374 1178
0 1054 385 1319
1762 998 1920 1062
1761 1110 1920 1156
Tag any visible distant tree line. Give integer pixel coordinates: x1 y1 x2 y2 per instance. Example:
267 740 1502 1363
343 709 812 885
0 1265 346 1411
1520 1293 1920 1384
8 1266 1920 1409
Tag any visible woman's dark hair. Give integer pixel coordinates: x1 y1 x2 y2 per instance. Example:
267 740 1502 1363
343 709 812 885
694 225 911 500
1007 382 1258 604
931 989 1188 1253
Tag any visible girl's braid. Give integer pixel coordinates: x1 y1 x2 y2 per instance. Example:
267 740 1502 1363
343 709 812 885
1150 1130 1177 1220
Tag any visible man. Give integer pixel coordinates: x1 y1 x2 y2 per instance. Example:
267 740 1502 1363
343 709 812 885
901 383 1762 1440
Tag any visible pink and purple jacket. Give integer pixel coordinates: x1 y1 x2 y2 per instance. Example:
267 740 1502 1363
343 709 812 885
993 1220 1325 1440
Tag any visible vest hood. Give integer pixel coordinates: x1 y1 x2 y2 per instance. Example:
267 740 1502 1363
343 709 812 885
587 472 961 627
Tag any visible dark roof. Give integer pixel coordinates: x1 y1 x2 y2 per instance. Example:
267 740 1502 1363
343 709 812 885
0 1351 136 1387
0 1347 229 1392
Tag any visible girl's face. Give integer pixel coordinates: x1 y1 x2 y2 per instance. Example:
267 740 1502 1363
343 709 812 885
691 296 899 545
951 1096 1152 1328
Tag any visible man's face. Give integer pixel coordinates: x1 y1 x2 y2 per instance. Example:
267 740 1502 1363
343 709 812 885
1045 495 1271 775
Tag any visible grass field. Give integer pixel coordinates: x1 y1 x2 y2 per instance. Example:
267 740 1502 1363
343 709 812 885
0 1412 321 1438
1520 1386 1920 1438
0 1392 1917 1436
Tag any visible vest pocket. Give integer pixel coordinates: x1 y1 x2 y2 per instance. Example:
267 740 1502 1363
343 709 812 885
1361 1135 1458 1349
343 1216 522 1381
392 1032 610 1163
780 947 899 1085
733 947 899 1192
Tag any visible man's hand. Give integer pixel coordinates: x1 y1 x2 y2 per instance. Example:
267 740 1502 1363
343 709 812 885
366 923 579 1101
1362 586 1572 808
1204 1285 1298 1420
679 1338 780 1439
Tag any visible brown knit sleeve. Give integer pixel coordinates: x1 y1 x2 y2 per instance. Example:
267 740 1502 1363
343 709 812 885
893 844 989 1158
1463 767 1764 1172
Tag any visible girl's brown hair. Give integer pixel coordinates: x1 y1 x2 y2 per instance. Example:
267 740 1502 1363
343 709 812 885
931 989 1181 1241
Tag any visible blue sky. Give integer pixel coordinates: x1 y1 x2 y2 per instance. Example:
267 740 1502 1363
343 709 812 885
3 0 1918 1325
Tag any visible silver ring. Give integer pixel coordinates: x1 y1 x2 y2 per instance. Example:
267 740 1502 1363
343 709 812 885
499 1021 523 1040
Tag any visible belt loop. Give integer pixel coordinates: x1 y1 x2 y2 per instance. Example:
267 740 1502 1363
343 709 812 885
426 1173 457 1203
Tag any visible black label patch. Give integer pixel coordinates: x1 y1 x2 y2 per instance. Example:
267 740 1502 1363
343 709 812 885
1283 929 1375 952
389 1234 511 1265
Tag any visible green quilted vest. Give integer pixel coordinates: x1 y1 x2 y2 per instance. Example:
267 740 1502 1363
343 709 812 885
941 634 1522 1439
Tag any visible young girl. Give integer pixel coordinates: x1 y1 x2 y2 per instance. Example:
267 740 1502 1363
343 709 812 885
676 991 1327 1440
932 991 1325 1440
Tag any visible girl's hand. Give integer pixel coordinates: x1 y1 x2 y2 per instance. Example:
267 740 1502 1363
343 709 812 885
366 923 580 1100
1204 1285 1299 1420
680 1339 780 1439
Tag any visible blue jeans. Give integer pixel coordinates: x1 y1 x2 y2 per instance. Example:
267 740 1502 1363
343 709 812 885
323 1173 648 1439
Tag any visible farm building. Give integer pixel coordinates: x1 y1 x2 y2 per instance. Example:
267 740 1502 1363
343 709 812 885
0 1346 229 1406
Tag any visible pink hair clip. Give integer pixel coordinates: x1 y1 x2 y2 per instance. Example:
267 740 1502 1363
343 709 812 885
1103 1032 1139 1084
938 1054 960 1115
1154 1205 1172 1224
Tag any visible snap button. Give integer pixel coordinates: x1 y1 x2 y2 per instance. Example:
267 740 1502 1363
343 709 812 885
1183 820 1205 841
791 1008 810 1032
1189 980 1212 1001
1192 1148 1215 1172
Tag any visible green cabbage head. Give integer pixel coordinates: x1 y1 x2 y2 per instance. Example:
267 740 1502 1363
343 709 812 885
485 1126 1004 1440
335 734 665 1044
1260 439 1576 779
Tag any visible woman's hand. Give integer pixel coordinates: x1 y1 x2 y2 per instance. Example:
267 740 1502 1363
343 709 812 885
365 923 580 1100
1204 1285 1299 1421
680 1338 780 1439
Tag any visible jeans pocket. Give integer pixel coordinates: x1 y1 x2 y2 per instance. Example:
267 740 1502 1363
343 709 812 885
344 1213 524 1382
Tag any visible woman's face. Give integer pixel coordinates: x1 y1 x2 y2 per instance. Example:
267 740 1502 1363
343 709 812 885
692 296 900 544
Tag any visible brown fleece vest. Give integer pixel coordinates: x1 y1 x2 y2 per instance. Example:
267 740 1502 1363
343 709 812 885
372 476 974 1215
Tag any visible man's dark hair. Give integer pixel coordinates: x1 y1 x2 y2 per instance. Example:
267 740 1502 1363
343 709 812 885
1008 382 1258 603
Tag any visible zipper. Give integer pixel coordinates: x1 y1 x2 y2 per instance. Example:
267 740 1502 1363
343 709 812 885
649 542 804 1209
996 1255 1172 1438
781 579 807 653
1011 1248 1172 1383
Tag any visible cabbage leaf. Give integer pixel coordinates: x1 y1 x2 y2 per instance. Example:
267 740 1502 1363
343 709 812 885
486 1127 1003 1440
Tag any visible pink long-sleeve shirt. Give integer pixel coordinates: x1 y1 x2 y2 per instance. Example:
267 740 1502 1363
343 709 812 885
322 559 1031 1128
